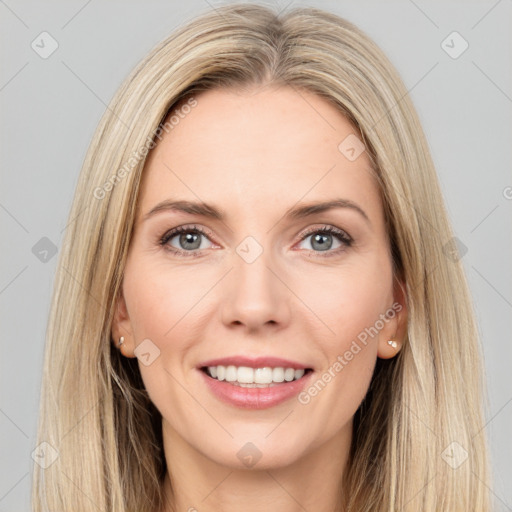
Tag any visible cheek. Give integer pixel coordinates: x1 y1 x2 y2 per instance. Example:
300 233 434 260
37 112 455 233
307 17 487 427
123 256 208 342
122 254 225 390
301 254 392 396
121 257 207 416
302 257 393 347
297 262 391 428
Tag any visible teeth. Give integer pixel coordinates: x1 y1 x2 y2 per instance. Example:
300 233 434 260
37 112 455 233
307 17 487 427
205 365 306 385
254 367 273 384
225 365 237 382
272 367 285 382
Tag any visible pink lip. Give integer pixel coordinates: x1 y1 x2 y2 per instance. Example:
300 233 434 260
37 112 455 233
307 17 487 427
198 368 314 410
198 356 311 370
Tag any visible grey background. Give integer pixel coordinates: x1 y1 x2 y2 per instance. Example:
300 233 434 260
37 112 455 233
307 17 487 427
1 0 511 510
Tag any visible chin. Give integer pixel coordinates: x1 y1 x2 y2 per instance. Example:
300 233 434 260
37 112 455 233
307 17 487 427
202 435 309 471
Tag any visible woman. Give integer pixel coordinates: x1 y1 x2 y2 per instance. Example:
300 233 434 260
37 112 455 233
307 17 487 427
31 3 491 511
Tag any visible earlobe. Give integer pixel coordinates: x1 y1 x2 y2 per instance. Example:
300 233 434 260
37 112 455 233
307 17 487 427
377 277 408 359
377 336 403 359
111 290 136 358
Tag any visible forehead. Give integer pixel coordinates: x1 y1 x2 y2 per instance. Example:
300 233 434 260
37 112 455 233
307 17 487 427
137 86 381 223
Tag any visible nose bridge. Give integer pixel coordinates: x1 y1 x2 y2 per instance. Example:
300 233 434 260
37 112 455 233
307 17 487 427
221 233 290 329
235 237 274 292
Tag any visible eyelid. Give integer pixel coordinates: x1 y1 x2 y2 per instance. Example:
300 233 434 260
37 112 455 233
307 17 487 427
297 224 353 243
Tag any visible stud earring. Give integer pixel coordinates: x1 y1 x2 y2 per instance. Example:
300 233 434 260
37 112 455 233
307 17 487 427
387 340 398 349
118 336 125 347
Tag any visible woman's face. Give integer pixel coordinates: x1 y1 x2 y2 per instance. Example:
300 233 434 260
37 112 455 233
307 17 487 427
113 85 405 470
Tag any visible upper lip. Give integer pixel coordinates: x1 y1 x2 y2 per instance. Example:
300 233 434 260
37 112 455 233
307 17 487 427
198 356 312 370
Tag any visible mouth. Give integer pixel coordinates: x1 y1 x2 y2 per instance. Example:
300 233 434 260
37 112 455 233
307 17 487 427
200 365 314 388
197 356 315 408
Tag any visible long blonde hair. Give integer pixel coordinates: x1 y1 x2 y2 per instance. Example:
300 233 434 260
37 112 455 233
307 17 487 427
32 4 490 511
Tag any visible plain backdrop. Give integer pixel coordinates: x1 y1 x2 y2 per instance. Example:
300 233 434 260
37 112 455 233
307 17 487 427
1 0 511 510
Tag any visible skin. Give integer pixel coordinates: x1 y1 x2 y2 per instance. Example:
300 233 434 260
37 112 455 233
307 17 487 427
112 85 407 512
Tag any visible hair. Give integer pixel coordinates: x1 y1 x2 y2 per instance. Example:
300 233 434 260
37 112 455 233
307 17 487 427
32 3 491 511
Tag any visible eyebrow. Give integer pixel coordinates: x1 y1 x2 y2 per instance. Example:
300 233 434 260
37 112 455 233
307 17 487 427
143 198 370 225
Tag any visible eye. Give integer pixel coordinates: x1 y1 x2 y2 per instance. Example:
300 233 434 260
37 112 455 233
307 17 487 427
159 225 215 257
159 224 353 258
296 225 353 256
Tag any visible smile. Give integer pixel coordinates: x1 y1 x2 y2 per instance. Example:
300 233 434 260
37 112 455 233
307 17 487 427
202 365 312 387
199 365 314 409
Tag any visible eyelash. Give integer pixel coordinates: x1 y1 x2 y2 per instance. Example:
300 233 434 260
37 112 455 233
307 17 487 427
159 224 353 258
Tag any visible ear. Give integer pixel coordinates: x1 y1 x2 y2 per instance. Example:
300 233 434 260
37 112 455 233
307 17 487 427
111 289 136 358
377 276 408 359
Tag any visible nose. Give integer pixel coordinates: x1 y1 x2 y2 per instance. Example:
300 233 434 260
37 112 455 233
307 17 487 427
220 245 291 333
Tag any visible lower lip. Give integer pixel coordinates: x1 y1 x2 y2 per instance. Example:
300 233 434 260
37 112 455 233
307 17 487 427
199 369 313 409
